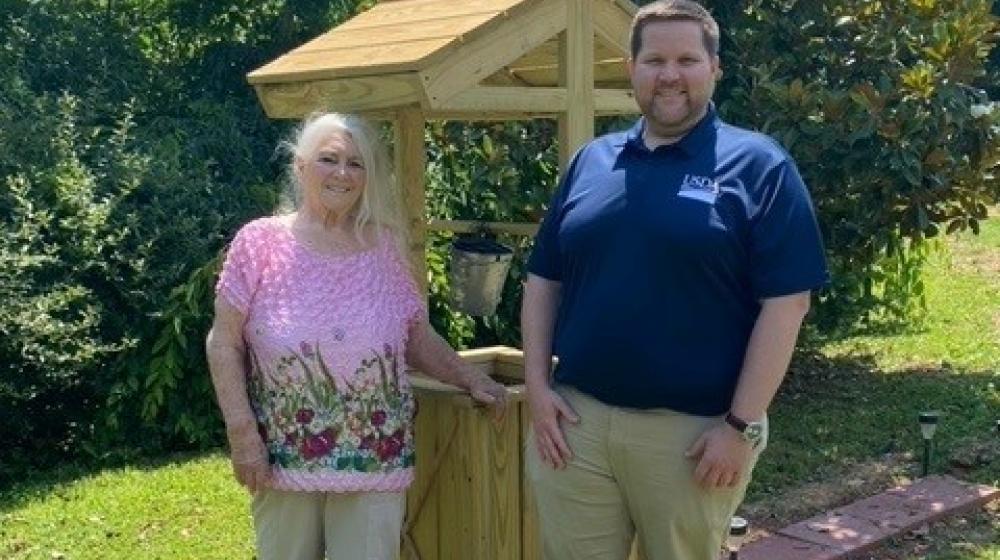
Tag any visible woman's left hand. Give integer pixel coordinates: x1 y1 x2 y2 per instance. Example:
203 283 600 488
468 373 508 421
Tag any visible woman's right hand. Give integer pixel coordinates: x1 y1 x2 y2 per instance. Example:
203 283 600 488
527 384 579 470
226 421 272 493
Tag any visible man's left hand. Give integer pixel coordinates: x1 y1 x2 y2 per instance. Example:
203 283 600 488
685 424 753 489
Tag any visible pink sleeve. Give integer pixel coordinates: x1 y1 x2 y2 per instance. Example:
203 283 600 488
380 231 427 327
215 221 267 315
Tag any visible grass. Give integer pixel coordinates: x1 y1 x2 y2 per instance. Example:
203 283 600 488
0 455 254 559
750 215 1000 498
1 216 998 559
746 214 1000 560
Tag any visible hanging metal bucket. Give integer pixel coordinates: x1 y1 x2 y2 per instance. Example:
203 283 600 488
448 236 514 316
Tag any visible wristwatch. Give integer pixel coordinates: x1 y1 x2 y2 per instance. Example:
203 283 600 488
724 412 764 448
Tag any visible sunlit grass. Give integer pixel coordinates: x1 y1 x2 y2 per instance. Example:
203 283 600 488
0 454 252 559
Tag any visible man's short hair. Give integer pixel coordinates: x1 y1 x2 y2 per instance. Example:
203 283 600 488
629 0 720 58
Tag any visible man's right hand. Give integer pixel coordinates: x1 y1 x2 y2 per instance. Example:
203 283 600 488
226 422 272 493
527 384 579 469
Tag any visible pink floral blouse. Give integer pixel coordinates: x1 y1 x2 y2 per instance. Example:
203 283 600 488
216 216 425 492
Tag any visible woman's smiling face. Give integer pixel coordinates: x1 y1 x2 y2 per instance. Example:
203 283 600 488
296 131 367 217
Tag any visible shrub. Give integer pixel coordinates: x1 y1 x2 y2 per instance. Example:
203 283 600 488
707 0 999 328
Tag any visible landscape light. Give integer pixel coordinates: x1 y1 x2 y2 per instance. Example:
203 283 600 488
918 411 940 476
727 516 749 560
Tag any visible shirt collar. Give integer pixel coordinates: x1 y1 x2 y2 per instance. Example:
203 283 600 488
625 102 720 156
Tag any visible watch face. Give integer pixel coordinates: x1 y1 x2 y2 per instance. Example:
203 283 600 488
745 422 764 444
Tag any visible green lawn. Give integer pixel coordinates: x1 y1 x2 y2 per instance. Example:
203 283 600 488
0 455 253 559
2 217 998 559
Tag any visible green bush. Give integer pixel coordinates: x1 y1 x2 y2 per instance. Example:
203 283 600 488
0 90 143 459
0 0 354 459
707 0 999 328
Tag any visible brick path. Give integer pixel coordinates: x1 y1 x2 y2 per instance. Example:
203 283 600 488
729 475 999 560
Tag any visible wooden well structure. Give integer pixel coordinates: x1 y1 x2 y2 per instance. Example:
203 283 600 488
248 1 639 558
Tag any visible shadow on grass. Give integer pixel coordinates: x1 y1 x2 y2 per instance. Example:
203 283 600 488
803 314 934 344
0 448 225 514
2 351 995 516
748 349 999 500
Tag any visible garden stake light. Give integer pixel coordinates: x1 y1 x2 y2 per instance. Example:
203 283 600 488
919 411 940 476
727 516 748 560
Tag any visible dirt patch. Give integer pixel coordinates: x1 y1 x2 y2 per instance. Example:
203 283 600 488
950 248 1000 277
740 452 914 536
946 227 1000 279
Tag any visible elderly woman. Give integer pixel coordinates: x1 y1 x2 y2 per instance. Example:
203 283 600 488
206 112 506 560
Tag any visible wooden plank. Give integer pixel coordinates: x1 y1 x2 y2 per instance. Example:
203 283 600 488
425 110 554 120
253 74 423 118
343 0 528 31
483 399 522 558
505 36 622 69
611 0 639 20
411 381 526 408
437 86 561 112
405 391 442 560
479 69 531 87
420 0 565 108
520 401 541 560
292 14 498 54
506 38 559 69
596 38 626 62
248 37 452 84
458 346 514 362
495 348 557 379
437 85 635 114
593 0 635 55
394 109 428 292
495 347 527 362
558 0 595 168
438 406 477 557
495 361 526 382
511 59 628 87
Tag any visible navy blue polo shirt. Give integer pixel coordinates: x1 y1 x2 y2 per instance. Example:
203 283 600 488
527 107 829 416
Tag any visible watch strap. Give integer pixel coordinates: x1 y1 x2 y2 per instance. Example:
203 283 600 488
724 412 749 433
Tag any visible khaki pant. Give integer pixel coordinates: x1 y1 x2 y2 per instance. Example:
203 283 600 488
252 489 405 560
527 386 766 560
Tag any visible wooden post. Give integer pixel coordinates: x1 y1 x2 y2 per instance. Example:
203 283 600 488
393 107 428 292
557 0 595 169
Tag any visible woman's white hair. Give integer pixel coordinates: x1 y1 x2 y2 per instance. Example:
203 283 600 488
279 112 408 252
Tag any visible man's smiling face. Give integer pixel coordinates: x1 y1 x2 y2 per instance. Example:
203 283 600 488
628 18 720 145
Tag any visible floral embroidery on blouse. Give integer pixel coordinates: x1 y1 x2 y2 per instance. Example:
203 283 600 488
248 342 416 473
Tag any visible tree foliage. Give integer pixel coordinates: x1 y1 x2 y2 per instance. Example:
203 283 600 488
0 0 364 462
708 0 1000 327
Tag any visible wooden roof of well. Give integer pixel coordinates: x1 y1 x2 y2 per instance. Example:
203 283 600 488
248 0 638 119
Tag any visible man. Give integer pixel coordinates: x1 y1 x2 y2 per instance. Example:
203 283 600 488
521 1 829 559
